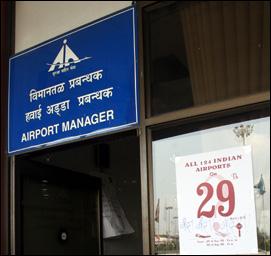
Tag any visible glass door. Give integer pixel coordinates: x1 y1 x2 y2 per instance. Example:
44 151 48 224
16 159 101 255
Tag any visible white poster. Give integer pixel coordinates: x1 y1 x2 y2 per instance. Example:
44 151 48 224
175 146 258 255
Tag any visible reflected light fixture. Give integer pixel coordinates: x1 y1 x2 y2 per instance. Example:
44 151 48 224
233 124 254 145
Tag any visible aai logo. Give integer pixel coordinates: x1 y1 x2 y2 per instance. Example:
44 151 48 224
47 39 91 76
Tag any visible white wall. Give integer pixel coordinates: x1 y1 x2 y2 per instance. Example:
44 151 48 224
15 1 132 53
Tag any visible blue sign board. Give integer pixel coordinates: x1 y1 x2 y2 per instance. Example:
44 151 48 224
8 7 138 154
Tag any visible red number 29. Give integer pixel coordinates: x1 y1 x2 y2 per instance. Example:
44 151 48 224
197 180 235 218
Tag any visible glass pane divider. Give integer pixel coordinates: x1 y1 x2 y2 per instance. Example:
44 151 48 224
145 92 270 127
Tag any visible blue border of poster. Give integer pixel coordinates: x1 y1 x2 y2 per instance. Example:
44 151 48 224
8 7 139 155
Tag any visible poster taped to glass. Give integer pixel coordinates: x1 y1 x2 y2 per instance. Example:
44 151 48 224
175 146 258 255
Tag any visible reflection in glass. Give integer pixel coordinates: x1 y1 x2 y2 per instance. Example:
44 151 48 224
152 117 270 254
144 1 270 116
